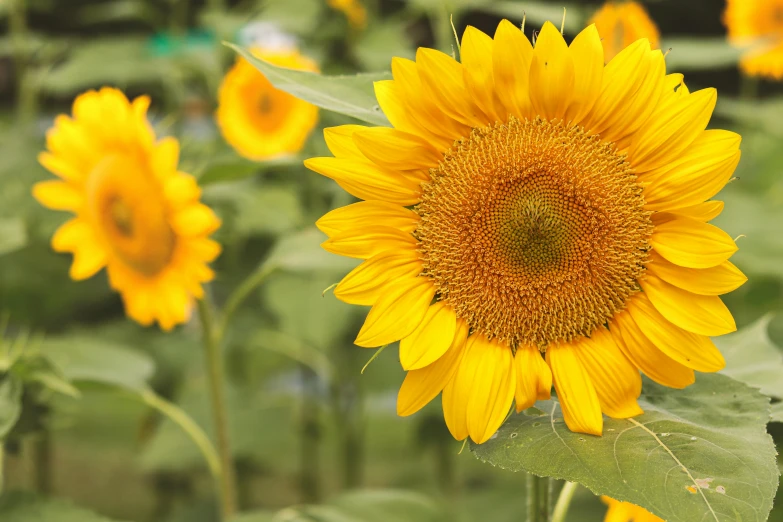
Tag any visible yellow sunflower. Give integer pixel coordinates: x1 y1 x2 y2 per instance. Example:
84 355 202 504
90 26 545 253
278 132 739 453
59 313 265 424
602 496 665 522
328 0 367 30
307 21 745 443
590 1 660 61
724 0 783 80
216 48 319 161
33 88 221 331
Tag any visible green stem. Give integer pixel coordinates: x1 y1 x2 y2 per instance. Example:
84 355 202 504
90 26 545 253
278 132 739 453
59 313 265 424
0 442 5 494
216 263 276 340
33 430 52 494
538 476 550 521
9 0 32 124
139 389 221 478
197 298 238 520
550 481 579 522
527 474 540 522
433 2 457 56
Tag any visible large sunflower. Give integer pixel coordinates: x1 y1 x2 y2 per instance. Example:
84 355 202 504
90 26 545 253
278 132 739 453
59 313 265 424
724 0 783 80
216 47 319 160
34 88 221 331
307 21 745 443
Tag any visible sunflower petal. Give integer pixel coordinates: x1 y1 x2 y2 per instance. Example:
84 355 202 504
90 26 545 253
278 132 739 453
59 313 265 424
668 201 724 222
465 334 516 444
547 341 603 436
651 214 737 269
316 201 419 237
305 157 422 205
355 276 436 347
334 251 422 305
397 319 469 416
353 127 441 170
565 24 604 125
461 25 503 121
492 19 534 120
514 344 552 412
32 180 84 211
647 250 746 295
416 48 487 127
529 21 574 120
641 275 736 336
399 301 458 370
323 125 366 158
322 226 417 259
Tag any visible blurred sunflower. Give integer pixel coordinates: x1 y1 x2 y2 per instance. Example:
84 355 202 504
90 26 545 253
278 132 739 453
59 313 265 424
33 88 221 331
602 496 665 522
590 1 660 61
216 48 319 160
328 0 367 30
307 21 744 443
724 0 783 80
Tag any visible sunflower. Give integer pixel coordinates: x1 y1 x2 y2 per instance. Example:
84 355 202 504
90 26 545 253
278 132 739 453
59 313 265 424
33 88 221 331
602 496 665 522
216 47 319 160
590 1 660 61
307 21 744 443
328 0 367 30
724 0 783 80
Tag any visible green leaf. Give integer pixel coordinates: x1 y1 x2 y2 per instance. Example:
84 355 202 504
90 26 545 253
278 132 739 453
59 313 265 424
0 492 127 521
227 43 391 126
662 38 744 71
471 373 779 522
0 376 22 439
38 336 155 392
716 315 783 399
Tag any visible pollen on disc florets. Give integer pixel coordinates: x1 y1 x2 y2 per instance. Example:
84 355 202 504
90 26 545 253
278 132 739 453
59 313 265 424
415 117 653 348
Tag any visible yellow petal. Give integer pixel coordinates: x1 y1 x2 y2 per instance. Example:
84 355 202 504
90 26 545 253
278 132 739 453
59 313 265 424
323 125 366 158
641 275 736 336
546 341 603 436
626 294 726 372
573 327 643 419
171 204 221 237
669 200 724 222
642 131 740 211
353 127 441 171
651 214 737 269
32 180 83 211
305 157 422 205
397 319 469 416
564 24 604 125
335 251 422 305
611 310 695 389
355 276 436 347
38 152 84 182
647 250 746 295
399 301 458 370
586 41 664 143
630 88 718 173
461 25 503 122
492 19 534 120
465 334 516 444
443 350 472 441
529 21 574 120
322 226 417 259
416 48 487 127
316 200 419 237
514 344 552 412
51 219 108 280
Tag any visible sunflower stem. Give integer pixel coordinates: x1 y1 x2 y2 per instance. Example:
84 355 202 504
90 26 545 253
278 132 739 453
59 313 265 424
0 442 5 494
217 263 276 341
550 481 579 522
197 297 238 520
527 474 543 522
9 0 33 125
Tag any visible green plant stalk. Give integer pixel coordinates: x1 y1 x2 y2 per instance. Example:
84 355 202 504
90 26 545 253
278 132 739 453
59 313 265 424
197 298 238 520
216 263 276 341
433 2 459 57
538 475 550 521
550 481 579 522
527 474 549 522
0 442 5 494
9 0 33 124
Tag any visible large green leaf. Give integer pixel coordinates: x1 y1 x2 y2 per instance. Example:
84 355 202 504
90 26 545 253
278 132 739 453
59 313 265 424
39 336 155 392
227 44 391 126
0 375 22 439
472 373 779 522
772 402 783 423
0 492 126 522
716 315 783 399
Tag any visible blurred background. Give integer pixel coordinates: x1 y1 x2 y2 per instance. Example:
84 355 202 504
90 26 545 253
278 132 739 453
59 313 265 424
0 0 781 521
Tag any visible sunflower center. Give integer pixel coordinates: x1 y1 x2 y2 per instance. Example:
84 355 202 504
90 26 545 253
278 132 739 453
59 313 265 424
86 154 176 277
415 117 653 348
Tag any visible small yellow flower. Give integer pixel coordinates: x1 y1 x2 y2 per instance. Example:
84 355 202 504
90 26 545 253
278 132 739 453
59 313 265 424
724 0 783 80
33 88 221 331
602 496 665 522
590 1 660 61
307 21 744 444
216 48 319 161
328 0 367 30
